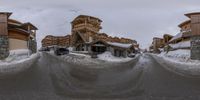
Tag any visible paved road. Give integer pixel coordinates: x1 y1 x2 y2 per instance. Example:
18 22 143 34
0 53 200 100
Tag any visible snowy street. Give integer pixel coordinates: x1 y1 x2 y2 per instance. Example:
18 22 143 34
0 53 200 99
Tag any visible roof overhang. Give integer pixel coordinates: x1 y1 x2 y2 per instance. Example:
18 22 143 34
178 20 191 28
71 15 102 23
0 12 12 18
185 12 200 18
21 22 38 30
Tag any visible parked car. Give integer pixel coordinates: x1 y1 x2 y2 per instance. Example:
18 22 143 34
91 52 98 58
39 47 50 52
54 48 69 56
128 53 136 58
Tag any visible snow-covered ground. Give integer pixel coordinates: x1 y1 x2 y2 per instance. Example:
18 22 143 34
158 49 200 65
0 49 31 63
97 51 133 62
70 51 134 63
152 49 200 77
48 51 139 68
0 49 40 77
70 52 90 57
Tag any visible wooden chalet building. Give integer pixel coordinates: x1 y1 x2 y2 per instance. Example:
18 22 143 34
0 12 37 59
70 15 138 57
41 35 71 48
152 37 164 53
41 15 138 57
168 19 192 50
163 34 173 45
71 15 102 51
90 40 135 57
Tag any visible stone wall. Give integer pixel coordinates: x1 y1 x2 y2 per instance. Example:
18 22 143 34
28 40 37 54
0 36 9 59
191 36 200 60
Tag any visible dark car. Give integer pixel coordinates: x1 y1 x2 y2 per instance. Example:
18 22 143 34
91 52 98 58
128 53 136 58
54 48 69 56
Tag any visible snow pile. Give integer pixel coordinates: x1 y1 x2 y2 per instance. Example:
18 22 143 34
0 49 30 63
48 51 139 68
169 40 190 49
153 49 200 77
97 51 133 62
159 49 191 62
158 49 200 65
68 47 73 51
4 49 31 62
0 53 40 76
70 52 90 57
9 49 30 55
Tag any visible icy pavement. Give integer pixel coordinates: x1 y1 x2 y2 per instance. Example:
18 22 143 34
0 53 200 99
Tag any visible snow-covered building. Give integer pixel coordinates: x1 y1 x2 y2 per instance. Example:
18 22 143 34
163 34 173 45
70 15 138 57
41 35 71 48
0 12 38 60
151 37 165 53
90 40 135 57
168 18 192 50
41 15 139 57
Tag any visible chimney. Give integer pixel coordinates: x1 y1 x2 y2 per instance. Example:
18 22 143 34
0 12 12 59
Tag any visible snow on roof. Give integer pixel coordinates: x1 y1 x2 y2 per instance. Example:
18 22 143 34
169 32 183 42
107 42 132 48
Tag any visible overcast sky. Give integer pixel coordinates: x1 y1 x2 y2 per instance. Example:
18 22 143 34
1 0 200 49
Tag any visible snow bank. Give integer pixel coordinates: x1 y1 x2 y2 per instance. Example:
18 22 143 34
0 53 40 77
159 49 191 62
68 47 73 51
69 52 90 57
152 49 200 77
97 51 133 62
48 52 139 69
3 49 31 62
0 49 30 63
169 40 190 49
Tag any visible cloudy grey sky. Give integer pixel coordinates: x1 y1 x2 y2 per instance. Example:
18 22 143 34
1 0 200 49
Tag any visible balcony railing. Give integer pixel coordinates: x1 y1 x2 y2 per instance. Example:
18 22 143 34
182 31 192 38
72 24 100 32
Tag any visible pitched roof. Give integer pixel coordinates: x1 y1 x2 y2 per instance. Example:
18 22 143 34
169 32 183 42
178 20 191 28
0 12 12 17
72 15 102 23
185 12 200 18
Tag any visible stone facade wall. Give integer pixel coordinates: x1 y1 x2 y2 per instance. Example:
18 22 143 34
28 40 37 54
191 36 200 60
189 13 200 60
0 36 9 59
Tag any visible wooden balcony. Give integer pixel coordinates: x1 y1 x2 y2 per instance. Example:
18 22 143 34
182 31 192 38
72 24 101 32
